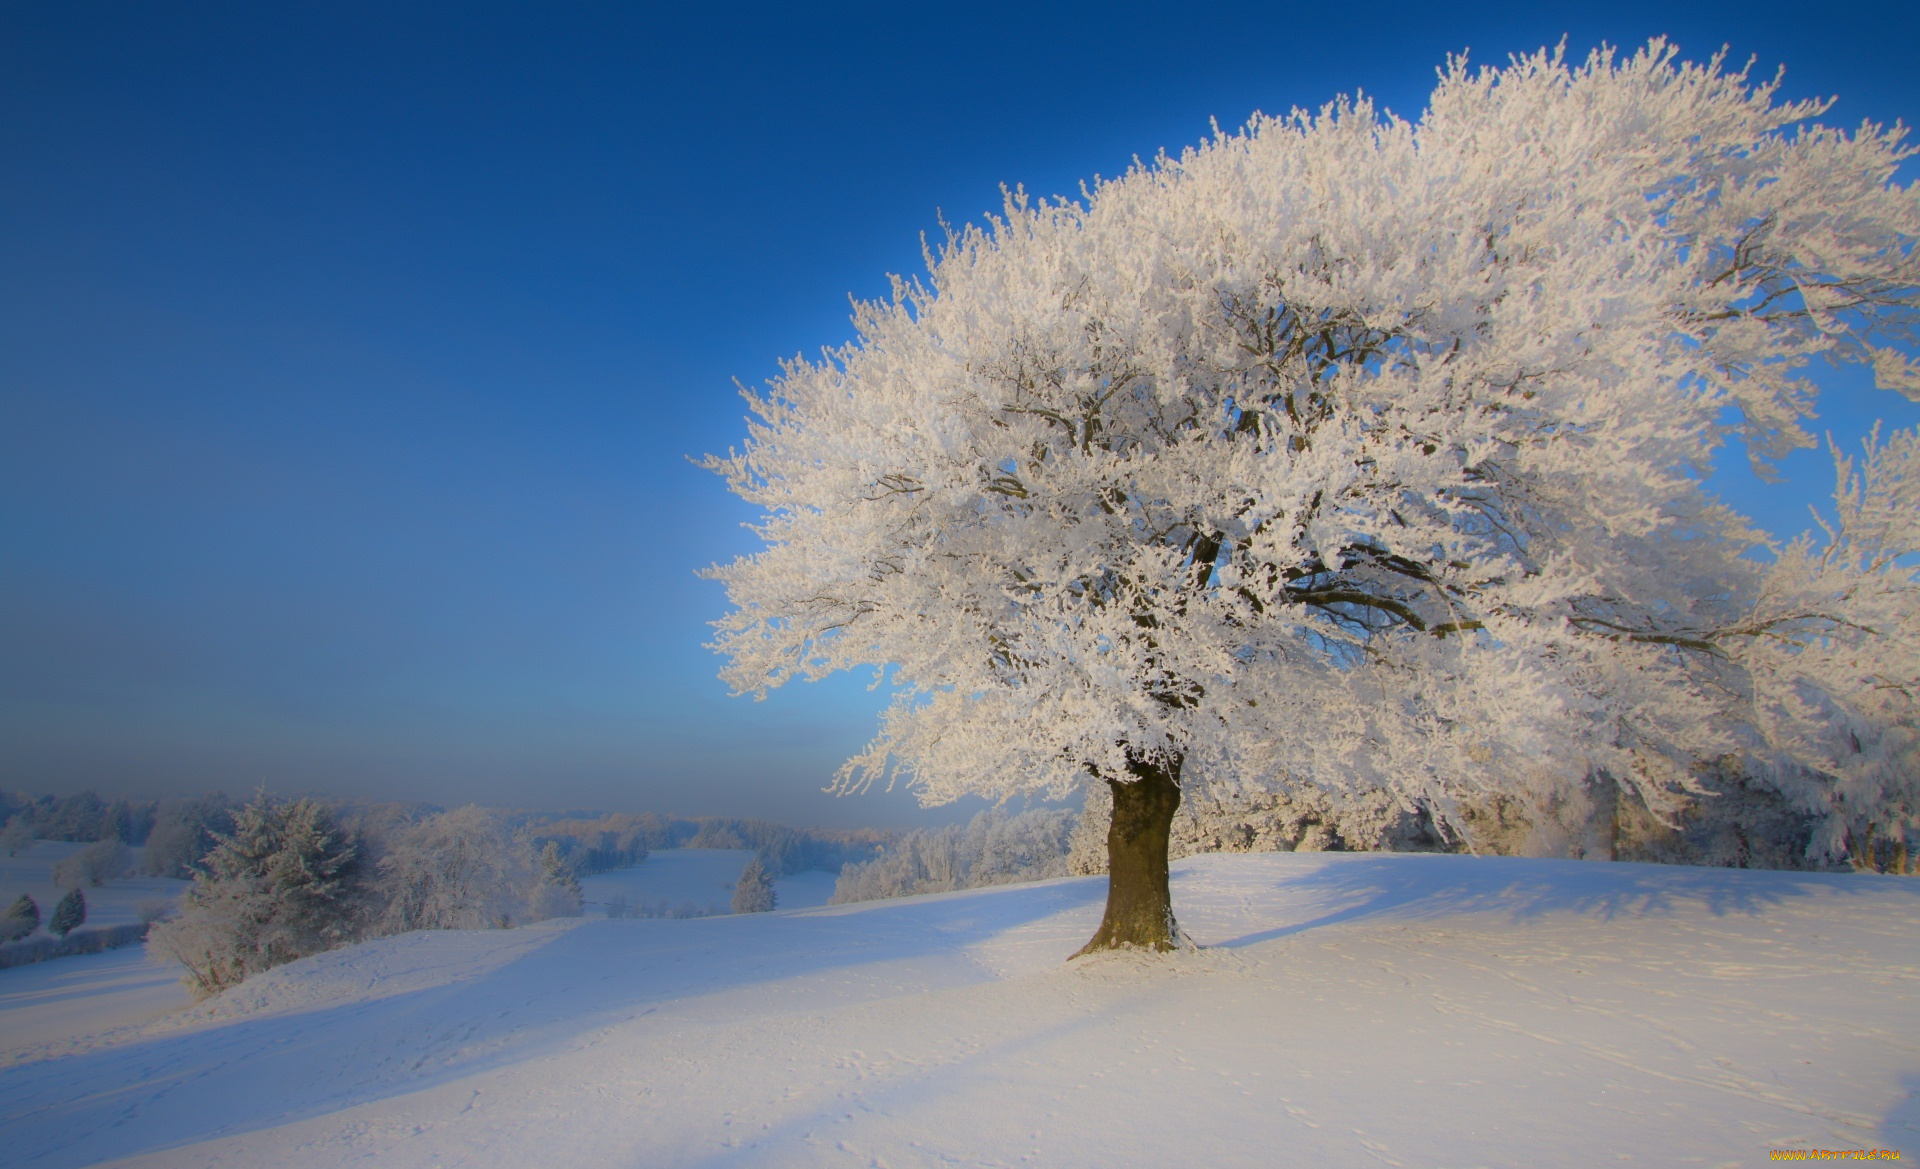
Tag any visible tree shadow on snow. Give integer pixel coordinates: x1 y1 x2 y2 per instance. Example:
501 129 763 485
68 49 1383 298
1201 852 1920 950
1881 1071 1920 1152
0 878 1108 1169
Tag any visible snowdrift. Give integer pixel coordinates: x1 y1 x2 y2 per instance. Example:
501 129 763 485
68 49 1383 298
1 853 1915 1167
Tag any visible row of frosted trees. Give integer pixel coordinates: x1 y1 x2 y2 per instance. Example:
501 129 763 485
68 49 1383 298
149 795 583 997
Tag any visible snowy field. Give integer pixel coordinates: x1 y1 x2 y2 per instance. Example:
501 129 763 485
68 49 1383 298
1 947 193 1057
1 852 1914 1168
0 842 188 933
579 848 840 916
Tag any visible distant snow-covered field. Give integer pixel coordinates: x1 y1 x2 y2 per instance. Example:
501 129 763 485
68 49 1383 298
579 847 839 915
0 841 188 933
2 853 1914 1167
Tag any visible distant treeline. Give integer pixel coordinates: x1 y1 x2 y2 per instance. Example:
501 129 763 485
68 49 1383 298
521 811 894 877
2 791 897 882
1 790 159 846
1 790 242 879
831 808 1076 904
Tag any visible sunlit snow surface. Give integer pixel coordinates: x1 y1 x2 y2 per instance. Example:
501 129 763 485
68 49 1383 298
2 853 1915 1167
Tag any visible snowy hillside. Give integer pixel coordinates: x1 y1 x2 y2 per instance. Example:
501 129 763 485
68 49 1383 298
2 853 1915 1167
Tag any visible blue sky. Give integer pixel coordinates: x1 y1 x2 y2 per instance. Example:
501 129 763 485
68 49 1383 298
3 2 1917 826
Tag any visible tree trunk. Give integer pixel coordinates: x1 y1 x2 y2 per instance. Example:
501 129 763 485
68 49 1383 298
1072 752 1182 957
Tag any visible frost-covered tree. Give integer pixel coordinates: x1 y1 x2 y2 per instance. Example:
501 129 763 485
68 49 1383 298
970 807 1078 886
706 42 1920 953
0 894 38 942
52 838 131 888
49 887 86 938
376 805 533 933
831 825 968 904
148 793 363 996
731 857 777 913
141 794 236 879
50 850 86 890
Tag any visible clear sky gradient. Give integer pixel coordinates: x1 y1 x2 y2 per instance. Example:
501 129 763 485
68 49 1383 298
4 2 1917 825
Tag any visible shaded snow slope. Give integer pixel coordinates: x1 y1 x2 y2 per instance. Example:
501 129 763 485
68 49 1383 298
2 853 1915 1167
0 947 192 1063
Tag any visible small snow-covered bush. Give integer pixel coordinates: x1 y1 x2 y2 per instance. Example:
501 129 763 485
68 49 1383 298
0 922 147 970
831 808 1075 904
50 854 84 889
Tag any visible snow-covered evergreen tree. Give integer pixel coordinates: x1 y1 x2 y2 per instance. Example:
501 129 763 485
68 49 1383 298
528 840 585 921
732 857 777 913
148 793 363 996
707 42 1920 951
49 887 86 938
0 894 38 942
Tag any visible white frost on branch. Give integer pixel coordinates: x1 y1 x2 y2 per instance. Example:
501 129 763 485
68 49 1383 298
1726 427 1920 857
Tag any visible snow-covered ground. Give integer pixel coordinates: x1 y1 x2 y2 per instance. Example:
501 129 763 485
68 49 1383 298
578 848 840 916
0 946 193 1058
2 852 1914 1167
0 841 188 934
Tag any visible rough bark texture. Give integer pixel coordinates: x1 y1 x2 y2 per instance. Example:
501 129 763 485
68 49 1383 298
1072 753 1182 957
